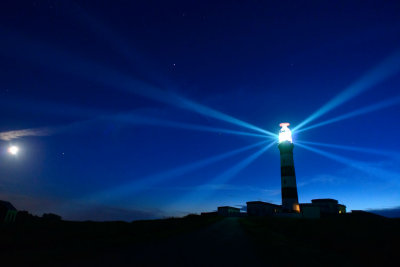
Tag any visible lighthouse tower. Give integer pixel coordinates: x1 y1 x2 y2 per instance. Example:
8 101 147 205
278 123 300 213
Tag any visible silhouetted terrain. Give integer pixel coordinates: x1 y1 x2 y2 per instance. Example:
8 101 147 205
1 214 399 266
240 215 400 266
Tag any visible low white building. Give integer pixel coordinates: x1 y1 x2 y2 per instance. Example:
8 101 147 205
246 201 281 216
300 199 346 218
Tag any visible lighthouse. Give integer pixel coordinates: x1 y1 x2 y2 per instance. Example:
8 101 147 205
278 123 300 213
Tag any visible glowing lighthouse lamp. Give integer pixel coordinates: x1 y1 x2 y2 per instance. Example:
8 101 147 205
279 122 292 143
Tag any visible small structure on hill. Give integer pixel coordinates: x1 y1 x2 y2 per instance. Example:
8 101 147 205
312 199 346 214
0 200 17 223
247 201 281 216
301 199 346 218
217 206 240 217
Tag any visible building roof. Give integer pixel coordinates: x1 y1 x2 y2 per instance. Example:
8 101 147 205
0 200 17 211
311 198 338 204
300 203 316 206
218 206 240 210
247 201 281 207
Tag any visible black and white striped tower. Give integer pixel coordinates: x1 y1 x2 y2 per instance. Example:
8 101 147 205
278 123 300 213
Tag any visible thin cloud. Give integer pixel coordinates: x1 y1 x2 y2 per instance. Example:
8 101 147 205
0 127 52 141
0 119 96 141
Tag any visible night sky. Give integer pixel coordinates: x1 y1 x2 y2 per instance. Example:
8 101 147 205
1 1 400 221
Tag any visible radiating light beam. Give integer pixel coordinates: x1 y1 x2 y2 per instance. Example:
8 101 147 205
170 141 276 209
83 140 270 203
67 10 275 137
296 143 400 185
296 96 400 133
297 140 400 159
206 141 276 186
71 5 174 88
0 30 274 138
173 96 277 137
114 114 270 139
294 51 400 131
0 103 269 141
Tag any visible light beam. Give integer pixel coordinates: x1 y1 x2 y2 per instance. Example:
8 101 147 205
294 51 400 131
66 10 276 137
207 141 276 186
114 114 270 139
173 96 277 137
296 143 400 185
297 140 400 159
169 141 276 209
83 140 270 203
296 96 400 133
0 97 269 140
1 30 274 137
71 5 174 88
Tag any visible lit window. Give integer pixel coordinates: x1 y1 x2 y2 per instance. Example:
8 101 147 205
293 204 300 213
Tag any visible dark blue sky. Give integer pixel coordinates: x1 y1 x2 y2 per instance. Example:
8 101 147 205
1 0 400 220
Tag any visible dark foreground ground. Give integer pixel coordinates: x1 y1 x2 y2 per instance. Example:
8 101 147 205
1 214 399 266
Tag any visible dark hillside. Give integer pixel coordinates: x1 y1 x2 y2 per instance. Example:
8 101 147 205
240 215 400 266
1 215 399 266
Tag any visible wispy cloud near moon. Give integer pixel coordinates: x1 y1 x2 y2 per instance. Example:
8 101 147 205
0 119 94 141
0 127 51 141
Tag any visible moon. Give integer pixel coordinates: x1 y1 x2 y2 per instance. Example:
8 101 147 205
8 145 19 155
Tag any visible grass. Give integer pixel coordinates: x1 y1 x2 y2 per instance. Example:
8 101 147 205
239 215 400 266
1 214 399 266
0 214 222 265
